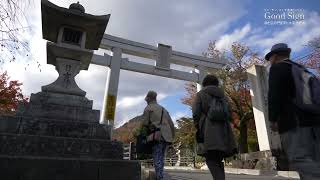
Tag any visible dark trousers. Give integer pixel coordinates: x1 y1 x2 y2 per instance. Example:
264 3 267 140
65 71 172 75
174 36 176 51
206 150 225 180
280 127 320 180
152 141 167 180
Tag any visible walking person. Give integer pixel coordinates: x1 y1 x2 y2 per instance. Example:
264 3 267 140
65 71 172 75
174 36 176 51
266 43 320 180
142 91 175 180
192 75 237 180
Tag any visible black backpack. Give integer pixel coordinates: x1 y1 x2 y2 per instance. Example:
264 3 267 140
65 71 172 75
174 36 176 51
206 96 231 123
283 60 320 114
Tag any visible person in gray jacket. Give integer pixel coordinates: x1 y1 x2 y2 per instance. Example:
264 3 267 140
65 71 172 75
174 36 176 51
192 74 237 180
142 90 175 180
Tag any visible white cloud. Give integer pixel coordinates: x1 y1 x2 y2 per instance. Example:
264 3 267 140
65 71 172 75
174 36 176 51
116 93 167 110
215 11 320 57
116 95 145 109
171 111 190 121
81 0 246 53
171 111 191 126
255 12 320 55
216 24 251 50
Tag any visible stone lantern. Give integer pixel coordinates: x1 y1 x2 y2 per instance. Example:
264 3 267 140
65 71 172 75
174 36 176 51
41 0 110 97
0 1 141 179
18 0 111 122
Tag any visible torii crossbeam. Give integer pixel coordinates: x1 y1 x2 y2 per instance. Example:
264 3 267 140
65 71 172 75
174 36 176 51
90 34 227 125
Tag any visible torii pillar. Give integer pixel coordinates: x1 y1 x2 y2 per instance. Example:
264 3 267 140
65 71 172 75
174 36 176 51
247 65 289 170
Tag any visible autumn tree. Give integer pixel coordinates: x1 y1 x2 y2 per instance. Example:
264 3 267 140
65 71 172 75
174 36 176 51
182 42 263 153
217 42 263 153
181 41 224 107
298 36 320 78
181 82 197 107
0 71 27 115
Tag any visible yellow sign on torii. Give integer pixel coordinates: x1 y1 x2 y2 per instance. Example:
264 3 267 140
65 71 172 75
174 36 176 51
105 94 116 120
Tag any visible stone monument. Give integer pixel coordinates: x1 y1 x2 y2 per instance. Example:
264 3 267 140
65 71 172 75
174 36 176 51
0 0 141 179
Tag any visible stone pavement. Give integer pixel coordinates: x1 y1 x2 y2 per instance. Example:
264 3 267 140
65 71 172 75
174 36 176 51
143 168 300 180
168 171 299 180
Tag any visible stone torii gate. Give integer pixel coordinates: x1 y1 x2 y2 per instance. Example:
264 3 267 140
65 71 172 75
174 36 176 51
37 0 277 158
90 34 227 125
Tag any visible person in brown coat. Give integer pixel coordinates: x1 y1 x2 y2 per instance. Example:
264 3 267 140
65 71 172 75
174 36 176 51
192 74 237 180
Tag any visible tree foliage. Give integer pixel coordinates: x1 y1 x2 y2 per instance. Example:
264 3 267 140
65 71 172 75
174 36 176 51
182 41 225 108
217 42 263 153
112 115 143 144
174 117 196 150
0 71 27 115
299 36 320 78
181 82 197 108
182 42 262 153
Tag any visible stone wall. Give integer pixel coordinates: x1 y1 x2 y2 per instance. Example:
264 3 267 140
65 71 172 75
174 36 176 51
0 156 141 180
0 116 111 139
0 116 122 159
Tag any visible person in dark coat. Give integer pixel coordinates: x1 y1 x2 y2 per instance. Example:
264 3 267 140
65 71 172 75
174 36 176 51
192 74 237 180
266 43 320 180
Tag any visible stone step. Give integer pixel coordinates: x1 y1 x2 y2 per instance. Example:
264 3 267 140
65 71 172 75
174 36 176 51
0 133 123 159
0 116 111 140
0 155 141 180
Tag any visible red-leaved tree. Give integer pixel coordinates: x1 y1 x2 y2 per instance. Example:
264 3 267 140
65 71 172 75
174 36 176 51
0 71 27 115
299 36 320 78
182 42 263 153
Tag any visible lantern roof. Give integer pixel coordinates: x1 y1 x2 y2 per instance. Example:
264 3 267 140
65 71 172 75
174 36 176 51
41 0 110 50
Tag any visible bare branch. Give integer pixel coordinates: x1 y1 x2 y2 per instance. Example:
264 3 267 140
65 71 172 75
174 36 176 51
0 0 36 66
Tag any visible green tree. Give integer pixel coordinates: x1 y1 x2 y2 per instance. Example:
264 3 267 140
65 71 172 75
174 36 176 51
174 117 196 151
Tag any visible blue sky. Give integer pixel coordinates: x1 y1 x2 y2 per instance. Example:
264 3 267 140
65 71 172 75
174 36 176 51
232 0 319 57
2 0 319 127
159 0 320 125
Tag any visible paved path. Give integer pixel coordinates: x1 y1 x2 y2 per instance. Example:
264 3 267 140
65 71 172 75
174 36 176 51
167 171 299 180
